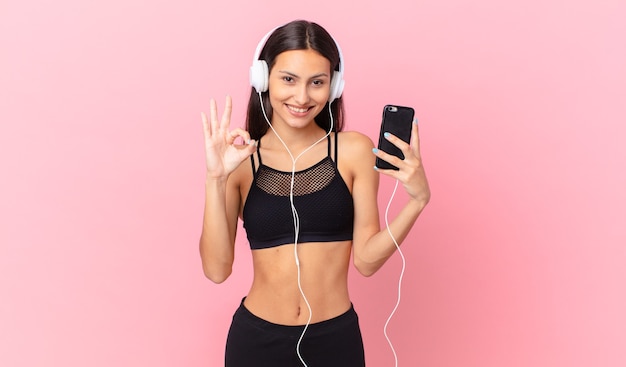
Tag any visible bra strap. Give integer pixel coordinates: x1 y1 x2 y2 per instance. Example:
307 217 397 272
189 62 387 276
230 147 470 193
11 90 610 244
250 154 256 173
327 134 332 158
250 138 262 174
334 132 339 162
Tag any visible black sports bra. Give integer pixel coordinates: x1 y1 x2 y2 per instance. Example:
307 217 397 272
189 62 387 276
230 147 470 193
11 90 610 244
242 134 354 250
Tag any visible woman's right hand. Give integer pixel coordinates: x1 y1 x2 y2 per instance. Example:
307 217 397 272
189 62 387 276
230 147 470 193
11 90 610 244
201 96 257 179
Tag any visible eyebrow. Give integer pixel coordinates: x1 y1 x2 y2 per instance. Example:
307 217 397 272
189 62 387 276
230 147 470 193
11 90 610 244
278 70 330 79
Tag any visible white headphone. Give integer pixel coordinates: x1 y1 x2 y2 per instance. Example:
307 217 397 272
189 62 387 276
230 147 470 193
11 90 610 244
249 24 345 102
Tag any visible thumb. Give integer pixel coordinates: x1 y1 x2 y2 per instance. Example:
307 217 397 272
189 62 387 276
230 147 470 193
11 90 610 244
244 139 258 156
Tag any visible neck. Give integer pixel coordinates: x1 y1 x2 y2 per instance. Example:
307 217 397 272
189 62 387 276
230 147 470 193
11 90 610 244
264 123 329 159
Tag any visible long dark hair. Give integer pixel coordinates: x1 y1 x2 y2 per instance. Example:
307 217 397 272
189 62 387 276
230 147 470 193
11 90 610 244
245 20 345 140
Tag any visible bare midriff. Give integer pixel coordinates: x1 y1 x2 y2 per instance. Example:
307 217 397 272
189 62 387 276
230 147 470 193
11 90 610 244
243 240 353 326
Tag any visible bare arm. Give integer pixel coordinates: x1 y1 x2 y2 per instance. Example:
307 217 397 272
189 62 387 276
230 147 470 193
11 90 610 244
350 121 431 276
199 176 240 283
199 96 256 283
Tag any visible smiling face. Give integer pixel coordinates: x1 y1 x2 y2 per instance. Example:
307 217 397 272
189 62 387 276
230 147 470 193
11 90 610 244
267 49 332 130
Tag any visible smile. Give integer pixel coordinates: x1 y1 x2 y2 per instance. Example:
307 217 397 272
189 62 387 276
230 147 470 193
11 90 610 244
286 104 312 113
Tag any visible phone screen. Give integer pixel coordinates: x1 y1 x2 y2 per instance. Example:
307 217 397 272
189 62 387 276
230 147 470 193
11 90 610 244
375 105 414 170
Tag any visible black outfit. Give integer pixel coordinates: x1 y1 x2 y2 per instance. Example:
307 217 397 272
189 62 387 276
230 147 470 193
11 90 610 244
227 134 365 366
225 299 365 367
242 134 354 249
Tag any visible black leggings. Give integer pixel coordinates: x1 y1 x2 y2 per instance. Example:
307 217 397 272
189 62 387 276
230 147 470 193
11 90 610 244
225 300 366 367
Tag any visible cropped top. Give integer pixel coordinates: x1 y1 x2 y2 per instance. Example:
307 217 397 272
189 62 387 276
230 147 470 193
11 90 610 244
242 134 354 250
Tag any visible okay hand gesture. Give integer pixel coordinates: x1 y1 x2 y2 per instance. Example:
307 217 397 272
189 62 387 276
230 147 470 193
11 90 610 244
201 96 257 179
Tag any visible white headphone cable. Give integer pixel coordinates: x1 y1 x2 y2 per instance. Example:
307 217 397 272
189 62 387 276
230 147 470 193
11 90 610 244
258 92 334 367
383 178 405 367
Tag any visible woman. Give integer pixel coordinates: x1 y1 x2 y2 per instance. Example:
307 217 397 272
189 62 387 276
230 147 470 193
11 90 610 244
200 20 430 367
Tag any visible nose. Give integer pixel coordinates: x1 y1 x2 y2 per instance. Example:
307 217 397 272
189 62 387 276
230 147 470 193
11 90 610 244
293 83 310 105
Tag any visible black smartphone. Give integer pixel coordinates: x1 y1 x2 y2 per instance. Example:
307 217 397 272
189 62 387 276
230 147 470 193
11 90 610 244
376 105 415 170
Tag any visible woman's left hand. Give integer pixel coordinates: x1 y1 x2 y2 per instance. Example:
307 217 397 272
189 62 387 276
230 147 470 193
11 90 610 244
373 120 431 207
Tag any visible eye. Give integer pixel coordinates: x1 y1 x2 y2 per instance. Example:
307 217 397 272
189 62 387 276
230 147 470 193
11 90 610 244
312 80 324 86
282 76 294 83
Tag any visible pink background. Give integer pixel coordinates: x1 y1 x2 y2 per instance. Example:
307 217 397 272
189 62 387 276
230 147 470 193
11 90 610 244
1 0 625 366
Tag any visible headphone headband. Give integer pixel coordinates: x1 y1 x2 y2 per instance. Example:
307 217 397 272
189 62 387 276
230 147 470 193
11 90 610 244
249 23 345 102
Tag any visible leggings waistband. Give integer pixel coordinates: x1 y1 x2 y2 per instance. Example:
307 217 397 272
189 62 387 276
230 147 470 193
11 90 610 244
233 298 359 339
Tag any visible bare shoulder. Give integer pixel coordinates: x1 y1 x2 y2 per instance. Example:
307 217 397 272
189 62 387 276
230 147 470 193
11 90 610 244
336 131 376 180
337 131 375 156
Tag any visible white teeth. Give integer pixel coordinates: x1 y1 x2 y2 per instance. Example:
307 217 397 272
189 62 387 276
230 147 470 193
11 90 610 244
287 105 309 113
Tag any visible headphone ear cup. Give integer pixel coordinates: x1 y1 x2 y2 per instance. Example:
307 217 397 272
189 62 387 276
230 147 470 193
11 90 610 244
249 60 269 93
329 71 344 102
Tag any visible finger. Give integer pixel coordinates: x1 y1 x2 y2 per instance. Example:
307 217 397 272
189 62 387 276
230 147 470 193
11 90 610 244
383 131 410 151
411 119 422 159
209 98 219 135
373 147 404 170
221 96 232 131
227 127 252 145
382 131 413 162
201 111 211 138
374 165 402 180
243 139 258 156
